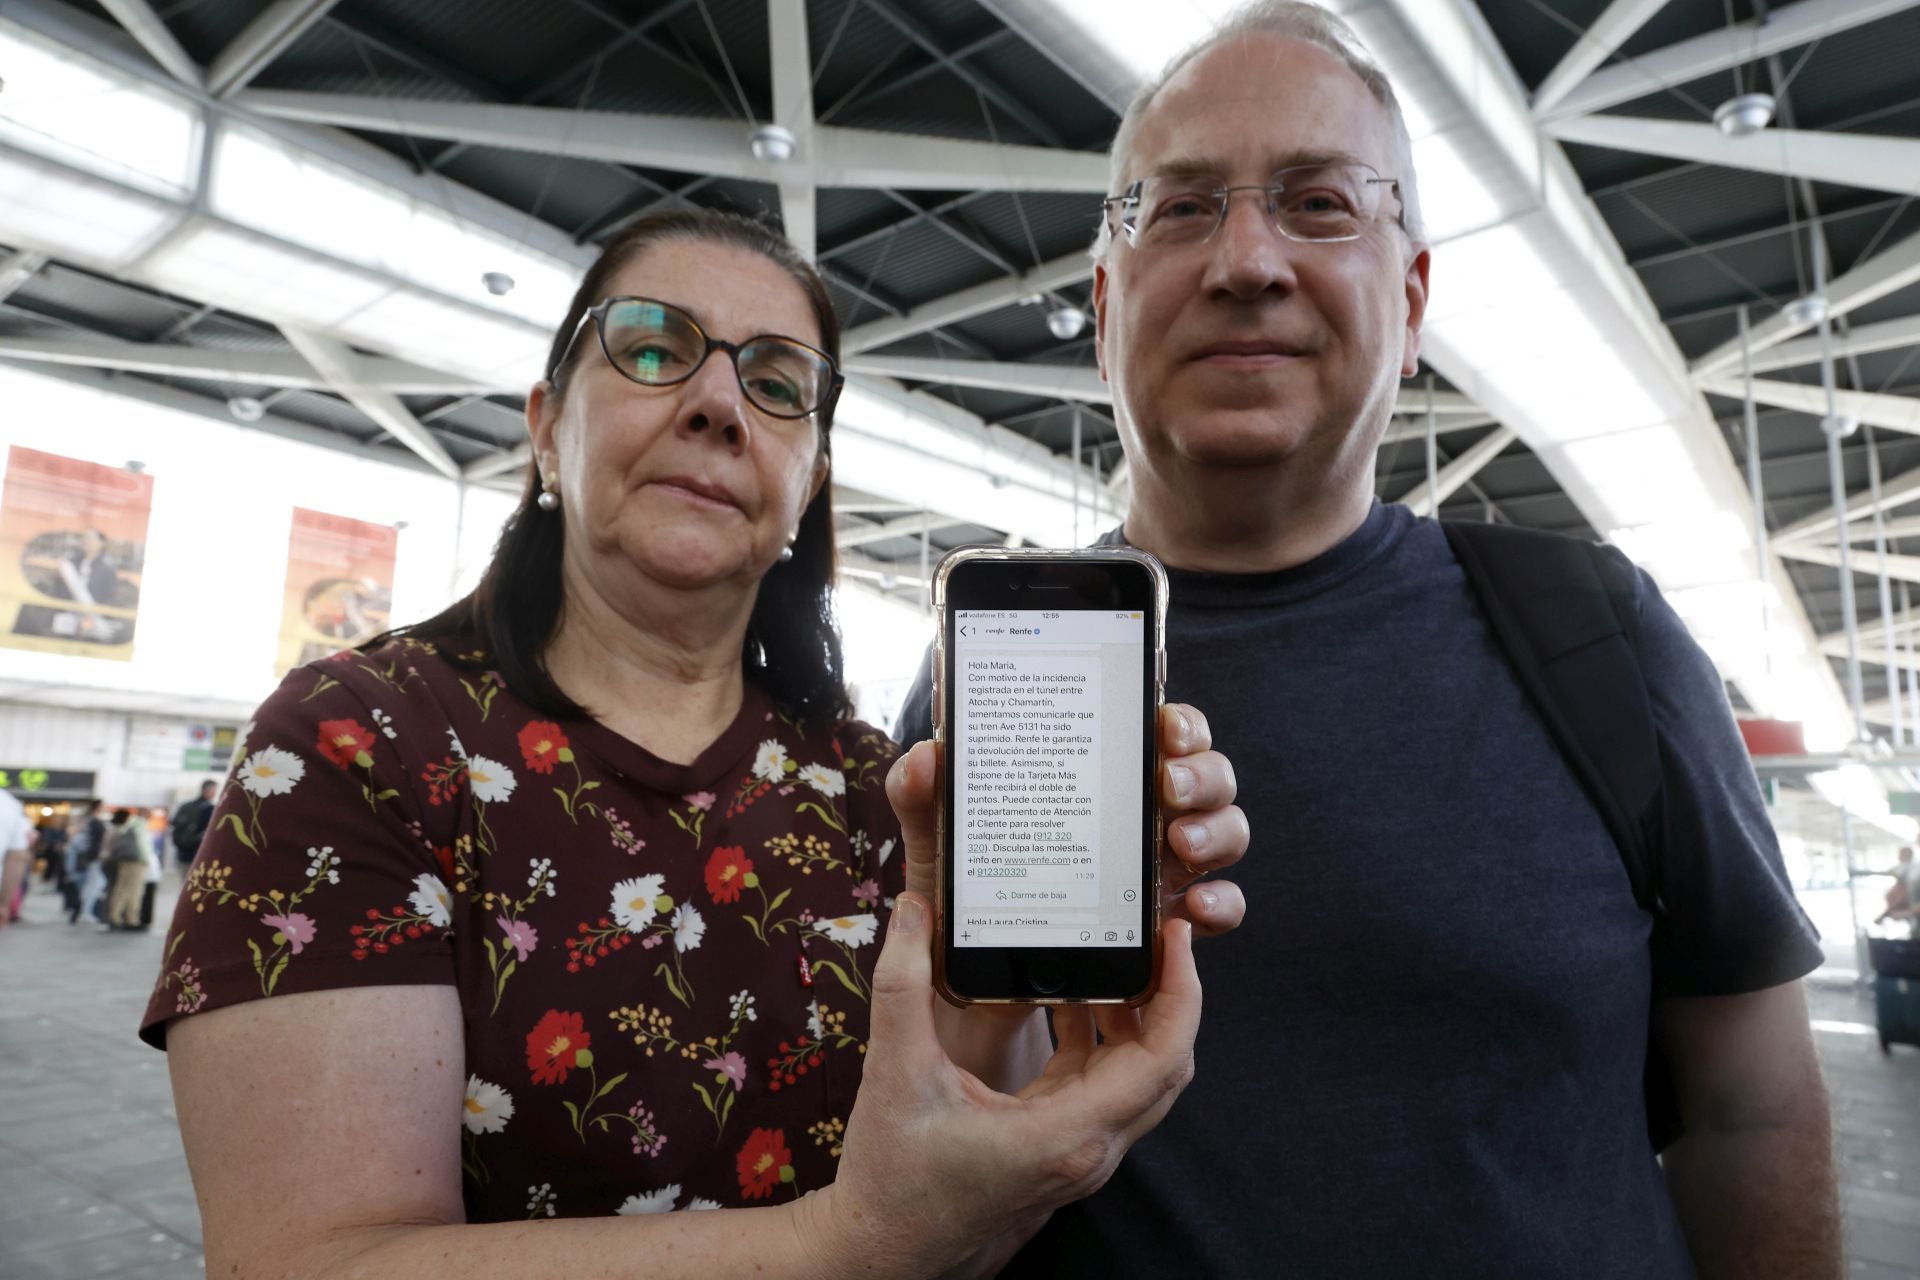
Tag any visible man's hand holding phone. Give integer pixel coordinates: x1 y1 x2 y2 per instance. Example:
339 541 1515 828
881 705 1245 1089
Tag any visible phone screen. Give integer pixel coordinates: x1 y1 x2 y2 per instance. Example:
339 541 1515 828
951 607 1147 949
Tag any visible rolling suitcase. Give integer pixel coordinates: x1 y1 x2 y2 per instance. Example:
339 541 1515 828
1867 936 1920 1054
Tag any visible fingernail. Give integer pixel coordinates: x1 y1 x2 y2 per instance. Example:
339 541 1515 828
891 895 924 934
1167 764 1194 804
1182 821 1210 858
1176 706 1194 741
1192 886 1217 913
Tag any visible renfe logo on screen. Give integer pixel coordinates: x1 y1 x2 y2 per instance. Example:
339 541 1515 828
954 608 1145 949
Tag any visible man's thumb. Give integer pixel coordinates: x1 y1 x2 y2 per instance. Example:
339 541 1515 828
867 891 938 1054
885 741 941 877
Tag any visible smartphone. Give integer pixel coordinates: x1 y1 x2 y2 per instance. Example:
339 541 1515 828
931 547 1168 1005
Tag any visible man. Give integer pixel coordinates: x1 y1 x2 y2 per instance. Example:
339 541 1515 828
0 786 32 929
895 3 1837 1275
170 780 216 872
1874 845 1918 922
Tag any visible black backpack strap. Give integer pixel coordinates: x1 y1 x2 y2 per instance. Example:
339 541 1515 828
1442 520 1680 1150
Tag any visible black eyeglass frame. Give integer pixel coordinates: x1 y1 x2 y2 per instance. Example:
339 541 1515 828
552 295 845 422
1101 162 1408 248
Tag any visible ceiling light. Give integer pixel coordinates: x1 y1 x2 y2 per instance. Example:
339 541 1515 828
1713 92 1775 138
1783 293 1829 327
749 125 797 164
481 271 515 296
1823 414 1859 439
1046 307 1087 341
226 395 265 422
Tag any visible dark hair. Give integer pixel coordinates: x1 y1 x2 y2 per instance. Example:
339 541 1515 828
112 807 133 824
395 208 848 724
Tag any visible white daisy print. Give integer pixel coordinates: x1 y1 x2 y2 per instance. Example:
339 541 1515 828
618 1185 682 1215
685 1197 721 1211
409 873 453 927
462 1076 514 1135
877 837 897 866
797 764 845 797
466 755 517 804
610 874 667 932
814 913 879 948
806 998 824 1041
672 902 706 953
751 739 790 782
237 746 305 797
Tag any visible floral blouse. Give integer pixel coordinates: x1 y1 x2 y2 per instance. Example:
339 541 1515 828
140 636 904 1221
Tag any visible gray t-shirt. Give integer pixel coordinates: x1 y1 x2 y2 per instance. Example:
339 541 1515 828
893 501 1822 1278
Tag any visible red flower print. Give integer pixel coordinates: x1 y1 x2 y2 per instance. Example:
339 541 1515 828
526 1009 591 1085
736 1127 793 1200
705 845 754 904
315 718 375 768
518 720 569 774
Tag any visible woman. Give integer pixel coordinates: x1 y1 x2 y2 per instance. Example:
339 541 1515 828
142 209 1248 1277
103 807 146 930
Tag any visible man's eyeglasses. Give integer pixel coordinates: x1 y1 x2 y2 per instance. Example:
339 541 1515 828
1102 161 1405 250
555 296 842 421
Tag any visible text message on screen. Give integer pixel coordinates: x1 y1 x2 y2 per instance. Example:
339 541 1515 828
953 609 1145 948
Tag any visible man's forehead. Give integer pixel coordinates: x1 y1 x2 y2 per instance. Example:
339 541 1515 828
1128 33 1391 173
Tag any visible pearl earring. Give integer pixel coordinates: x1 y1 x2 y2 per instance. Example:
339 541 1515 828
536 488 560 512
778 543 795 563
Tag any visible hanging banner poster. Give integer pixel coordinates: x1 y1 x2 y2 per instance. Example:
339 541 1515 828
0 446 152 661
275 507 397 676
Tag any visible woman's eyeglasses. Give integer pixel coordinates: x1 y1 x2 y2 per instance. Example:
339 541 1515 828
556 296 842 421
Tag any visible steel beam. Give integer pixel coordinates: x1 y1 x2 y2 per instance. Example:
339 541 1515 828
842 252 1092 354
0 335 504 395
96 0 200 88
1775 457 1920 544
836 511 964 549
206 0 341 98
232 89 1109 193
1545 116 1920 199
281 327 460 478
465 441 531 482
1530 0 1674 118
1692 225 1920 376
1400 426 1519 517
1780 540 1920 587
1696 374 1920 436
1542 0 1920 121
768 0 817 260
846 355 1109 402
1743 314 1920 375
0 251 49 306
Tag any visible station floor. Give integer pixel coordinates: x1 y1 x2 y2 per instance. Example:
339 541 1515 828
1 875 1916 1279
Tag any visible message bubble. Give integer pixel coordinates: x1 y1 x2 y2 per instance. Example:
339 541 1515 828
956 650 1101 913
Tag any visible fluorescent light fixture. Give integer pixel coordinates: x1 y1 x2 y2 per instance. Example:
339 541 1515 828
210 125 580 328
1553 426 1709 529
331 290 547 389
0 18 199 199
0 147 182 268
138 221 396 330
1410 130 1505 243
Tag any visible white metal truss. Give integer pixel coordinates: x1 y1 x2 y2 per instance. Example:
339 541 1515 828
1695 374 1920 435
0 335 505 395
841 252 1094 354
836 511 966 549
1544 115 1920 199
0 250 48 305
1745 313 1920 375
281 327 461 478
205 0 343 100
1538 0 1920 122
95 0 198 89
232 89 1110 194
1400 426 1519 517
1528 0 1674 118
767 0 816 260
845 356 1109 402
1692 226 1920 376
464 442 532 483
